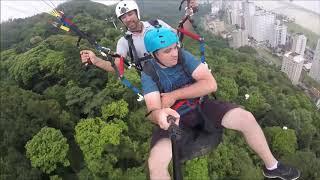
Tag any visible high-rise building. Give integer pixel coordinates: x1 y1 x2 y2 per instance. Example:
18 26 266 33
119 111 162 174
231 29 248 48
243 1 255 36
227 8 243 27
309 39 320 83
226 1 243 27
251 10 275 42
206 20 225 35
281 52 304 85
270 20 287 48
291 33 307 56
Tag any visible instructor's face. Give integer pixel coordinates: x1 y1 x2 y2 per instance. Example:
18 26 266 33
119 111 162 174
120 10 140 31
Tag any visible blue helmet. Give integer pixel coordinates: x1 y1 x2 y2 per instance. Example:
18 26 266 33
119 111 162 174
144 27 179 53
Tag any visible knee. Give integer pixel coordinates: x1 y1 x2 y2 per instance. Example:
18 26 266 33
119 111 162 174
148 151 170 174
222 108 257 131
237 109 259 131
239 109 256 123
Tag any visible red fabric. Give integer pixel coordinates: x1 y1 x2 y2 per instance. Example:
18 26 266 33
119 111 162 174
171 98 200 111
63 17 74 26
177 28 201 41
172 99 189 110
119 56 124 76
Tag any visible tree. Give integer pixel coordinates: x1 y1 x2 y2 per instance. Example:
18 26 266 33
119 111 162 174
264 126 297 157
0 147 42 180
215 76 239 101
237 45 257 55
184 156 209 180
238 88 271 118
281 151 320 179
74 118 127 177
208 142 263 180
25 127 70 174
101 99 129 120
65 81 94 116
237 67 258 86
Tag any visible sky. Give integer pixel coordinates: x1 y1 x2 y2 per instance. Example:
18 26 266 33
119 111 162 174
1 0 319 22
0 0 120 22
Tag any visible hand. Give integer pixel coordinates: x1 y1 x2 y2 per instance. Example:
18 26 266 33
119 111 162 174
80 50 98 65
189 0 198 11
161 92 176 108
156 108 180 130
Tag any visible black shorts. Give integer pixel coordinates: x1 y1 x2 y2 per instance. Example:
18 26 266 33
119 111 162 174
150 99 238 162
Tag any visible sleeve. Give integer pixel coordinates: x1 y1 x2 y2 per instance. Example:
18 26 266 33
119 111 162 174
141 71 159 95
116 37 129 57
181 49 201 74
157 19 172 29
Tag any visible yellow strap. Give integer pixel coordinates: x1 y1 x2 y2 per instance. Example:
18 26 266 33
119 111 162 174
60 25 70 32
50 10 61 18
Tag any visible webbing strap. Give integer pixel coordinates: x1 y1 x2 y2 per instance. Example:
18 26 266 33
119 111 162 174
199 40 205 63
171 98 200 111
177 28 205 64
177 28 202 41
119 57 124 76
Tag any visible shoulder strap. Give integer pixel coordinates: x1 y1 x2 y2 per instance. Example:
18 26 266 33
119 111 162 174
125 34 143 71
178 48 194 82
148 19 161 28
143 61 164 93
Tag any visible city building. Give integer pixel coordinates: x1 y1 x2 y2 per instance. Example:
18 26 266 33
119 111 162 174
281 52 304 85
243 1 255 36
206 20 225 35
231 29 248 48
309 39 320 83
226 9 243 27
251 10 275 42
270 20 287 48
226 1 244 28
291 33 307 56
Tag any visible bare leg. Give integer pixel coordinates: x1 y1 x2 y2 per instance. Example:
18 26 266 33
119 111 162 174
221 108 277 168
148 138 172 180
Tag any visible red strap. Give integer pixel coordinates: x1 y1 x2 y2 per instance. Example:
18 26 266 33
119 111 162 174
119 56 124 77
171 98 200 111
186 98 200 109
177 28 202 41
63 17 74 26
172 99 188 110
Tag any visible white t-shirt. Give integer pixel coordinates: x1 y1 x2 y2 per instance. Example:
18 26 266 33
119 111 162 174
116 19 171 58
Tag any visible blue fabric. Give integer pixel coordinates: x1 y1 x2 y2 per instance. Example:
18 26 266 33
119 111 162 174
141 48 201 115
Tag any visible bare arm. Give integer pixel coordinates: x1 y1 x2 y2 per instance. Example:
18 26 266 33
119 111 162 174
144 92 180 130
80 50 123 73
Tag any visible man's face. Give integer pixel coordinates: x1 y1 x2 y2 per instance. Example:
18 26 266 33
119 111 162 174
120 10 140 30
155 44 179 67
